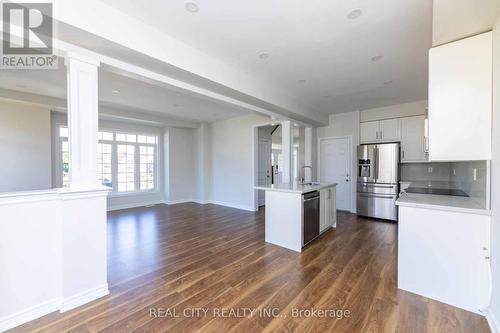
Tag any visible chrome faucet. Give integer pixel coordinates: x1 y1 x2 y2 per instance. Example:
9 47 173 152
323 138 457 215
301 166 312 184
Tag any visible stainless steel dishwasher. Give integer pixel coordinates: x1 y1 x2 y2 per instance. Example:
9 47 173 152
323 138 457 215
303 191 320 246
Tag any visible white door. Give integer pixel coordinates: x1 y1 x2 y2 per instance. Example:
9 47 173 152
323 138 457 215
258 139 271 206
319 137 351 211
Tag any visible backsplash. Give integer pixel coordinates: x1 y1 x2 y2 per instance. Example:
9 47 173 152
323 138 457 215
401 161 489 202
449 161 488 200
401 163 453 182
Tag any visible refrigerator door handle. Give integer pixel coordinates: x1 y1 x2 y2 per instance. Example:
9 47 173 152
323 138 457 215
373 147 379 181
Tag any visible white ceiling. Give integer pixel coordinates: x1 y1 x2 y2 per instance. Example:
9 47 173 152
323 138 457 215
0 60 247 123
100 0 433 113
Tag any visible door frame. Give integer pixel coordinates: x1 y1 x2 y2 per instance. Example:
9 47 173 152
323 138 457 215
257 138 272 206
252 121 281 211
317 135 354 213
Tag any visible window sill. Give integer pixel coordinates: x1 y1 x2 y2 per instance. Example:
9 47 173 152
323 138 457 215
108 190 160 198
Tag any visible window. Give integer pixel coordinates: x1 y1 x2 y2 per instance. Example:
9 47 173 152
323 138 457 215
62 141 69 187
98 143 113 188
59 127 69 187
58 126 158 194
117 144 135 192
140 146 155 190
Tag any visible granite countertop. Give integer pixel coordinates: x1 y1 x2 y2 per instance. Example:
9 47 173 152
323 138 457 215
396 192 490 216
254 182 337 194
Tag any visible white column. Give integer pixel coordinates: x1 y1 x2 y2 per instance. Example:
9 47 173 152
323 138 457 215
304 127 313 182
65 53 101 191
59 53 109 312
282 120 294 184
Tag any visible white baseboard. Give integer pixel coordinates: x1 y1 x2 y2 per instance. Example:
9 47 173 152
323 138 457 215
109 198 257 212
165 199 194 205
207 200 256 212
60 284 109 313
0 298 59 332
165 199 256 212
488 311 500 333
107 200 164 211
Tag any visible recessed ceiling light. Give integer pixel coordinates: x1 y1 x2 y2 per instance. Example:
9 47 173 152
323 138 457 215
259 52 270 60
321 95 331 99
371 55 383 62
112 90 120 94
184 1 199 13
347 9 362 20
298 79 307 84
383 80 393 85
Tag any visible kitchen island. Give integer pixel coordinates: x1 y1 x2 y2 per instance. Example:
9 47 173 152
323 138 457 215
254 183 337 252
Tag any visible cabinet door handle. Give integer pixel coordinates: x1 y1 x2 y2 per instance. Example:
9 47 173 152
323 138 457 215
380 131 383 140
402 150 405 159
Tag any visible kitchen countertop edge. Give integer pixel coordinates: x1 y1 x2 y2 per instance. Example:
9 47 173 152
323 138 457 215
254 183 337 194
396 192 491 216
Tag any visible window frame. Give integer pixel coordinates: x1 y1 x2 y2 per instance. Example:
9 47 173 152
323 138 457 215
56 124 160 197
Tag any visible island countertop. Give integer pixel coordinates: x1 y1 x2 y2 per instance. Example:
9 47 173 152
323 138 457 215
254 182 337 194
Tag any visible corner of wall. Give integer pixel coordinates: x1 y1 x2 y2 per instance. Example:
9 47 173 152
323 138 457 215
488 12 500 333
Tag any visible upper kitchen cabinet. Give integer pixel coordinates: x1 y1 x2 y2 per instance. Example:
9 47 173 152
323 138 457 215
428 31 492 161
360 121 379 143
401 116 428 163
360 119 401 144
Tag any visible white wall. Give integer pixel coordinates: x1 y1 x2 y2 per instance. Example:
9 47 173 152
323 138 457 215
194 123 212 203
164 127 196 203
489 15 500 332
317 111 360 213
0 189 108 332
210 114 270 211
0 100 52 192
360 100 427 122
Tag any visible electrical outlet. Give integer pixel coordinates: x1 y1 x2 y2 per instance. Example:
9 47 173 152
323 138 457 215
428 166 433 173
473 168 477 181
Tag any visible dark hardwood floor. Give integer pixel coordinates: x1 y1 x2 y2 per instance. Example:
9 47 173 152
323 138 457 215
9 203 489 333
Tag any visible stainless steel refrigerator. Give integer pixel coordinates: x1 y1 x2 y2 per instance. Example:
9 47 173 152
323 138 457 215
357 143 399 221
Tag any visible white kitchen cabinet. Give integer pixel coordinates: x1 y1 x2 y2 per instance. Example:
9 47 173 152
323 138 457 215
428 31 492 161
379 119 400 142
360 121 379 143
398 205 490 314
360 119 400 144
400 116 427 163
320 186 337 232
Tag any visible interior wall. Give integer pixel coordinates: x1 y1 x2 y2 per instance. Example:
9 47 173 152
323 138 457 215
210 113 271 211
194 123 212 203
317 111 360 213
360 100 427 122
489 14 500 331
165 127 196 203
0 100 52 192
